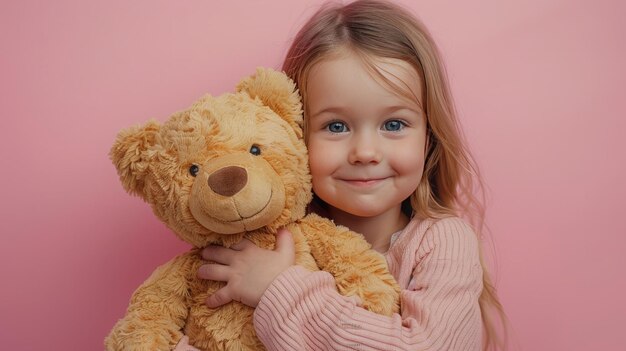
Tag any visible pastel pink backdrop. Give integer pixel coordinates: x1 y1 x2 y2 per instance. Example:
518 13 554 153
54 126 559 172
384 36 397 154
1 0 624 350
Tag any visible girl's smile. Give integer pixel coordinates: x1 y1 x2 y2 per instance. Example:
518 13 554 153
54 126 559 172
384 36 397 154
340 177 389 187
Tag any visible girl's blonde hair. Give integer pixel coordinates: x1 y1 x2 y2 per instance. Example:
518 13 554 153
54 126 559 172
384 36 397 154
282 0 507 349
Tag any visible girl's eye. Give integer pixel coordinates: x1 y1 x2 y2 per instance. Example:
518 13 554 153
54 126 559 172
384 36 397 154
250 144 261 156
383 120 406 132
189 164 200 177
326 121 348 133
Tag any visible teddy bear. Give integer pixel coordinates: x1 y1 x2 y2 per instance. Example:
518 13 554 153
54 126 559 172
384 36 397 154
105 68 400 351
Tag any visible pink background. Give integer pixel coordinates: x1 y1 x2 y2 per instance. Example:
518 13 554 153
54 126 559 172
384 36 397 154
1 0 624 350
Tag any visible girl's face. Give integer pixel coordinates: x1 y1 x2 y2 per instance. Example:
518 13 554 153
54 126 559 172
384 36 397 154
306 51 428 219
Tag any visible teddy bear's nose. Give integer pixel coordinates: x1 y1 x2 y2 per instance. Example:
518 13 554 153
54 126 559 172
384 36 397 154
208 166 248 197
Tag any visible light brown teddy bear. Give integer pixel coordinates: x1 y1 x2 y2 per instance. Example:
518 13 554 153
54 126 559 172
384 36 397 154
105 68 400 351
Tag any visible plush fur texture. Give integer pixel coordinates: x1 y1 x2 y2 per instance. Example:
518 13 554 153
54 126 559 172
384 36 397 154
105 68 400 351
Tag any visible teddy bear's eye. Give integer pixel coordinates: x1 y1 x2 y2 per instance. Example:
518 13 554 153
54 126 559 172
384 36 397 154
189 164 200 177
250 144 261 156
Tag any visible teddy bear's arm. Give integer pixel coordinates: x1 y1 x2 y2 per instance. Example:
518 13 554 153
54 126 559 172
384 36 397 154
105 253 196 351
296 214 401 316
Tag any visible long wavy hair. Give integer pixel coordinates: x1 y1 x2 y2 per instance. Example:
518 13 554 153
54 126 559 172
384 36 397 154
282 0 508 349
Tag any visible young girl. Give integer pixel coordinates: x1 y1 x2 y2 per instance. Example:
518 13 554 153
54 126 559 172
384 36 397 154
178 0 506 350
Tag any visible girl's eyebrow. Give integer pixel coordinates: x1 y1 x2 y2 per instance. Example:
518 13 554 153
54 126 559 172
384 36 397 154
309 106 348 119
382 105 423 115
311 105 421 117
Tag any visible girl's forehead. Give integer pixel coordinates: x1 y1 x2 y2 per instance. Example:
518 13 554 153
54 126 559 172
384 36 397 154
307 51 423 112
311 47 419 77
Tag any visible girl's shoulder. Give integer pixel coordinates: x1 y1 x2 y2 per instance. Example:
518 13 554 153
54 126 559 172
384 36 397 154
423 216 477 238
400 215 476 243
386 216 479 289
418 216 480 254
389 216 479 262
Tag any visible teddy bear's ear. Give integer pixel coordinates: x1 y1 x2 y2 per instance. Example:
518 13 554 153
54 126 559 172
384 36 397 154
109 121 160 198
236 68 303 135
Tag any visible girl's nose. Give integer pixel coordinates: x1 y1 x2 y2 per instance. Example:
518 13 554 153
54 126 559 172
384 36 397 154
348 133 382 165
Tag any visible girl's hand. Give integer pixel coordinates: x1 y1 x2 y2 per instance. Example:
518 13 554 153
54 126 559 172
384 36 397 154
198 228 295 308
174 336 201 351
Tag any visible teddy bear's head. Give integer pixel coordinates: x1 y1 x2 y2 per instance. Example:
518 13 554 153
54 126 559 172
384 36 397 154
110 68 311 247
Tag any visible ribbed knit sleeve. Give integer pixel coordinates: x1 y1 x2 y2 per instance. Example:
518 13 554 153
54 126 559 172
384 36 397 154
252 217 483 351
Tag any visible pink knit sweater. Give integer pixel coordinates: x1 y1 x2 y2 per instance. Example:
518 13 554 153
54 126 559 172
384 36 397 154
252 216 483 351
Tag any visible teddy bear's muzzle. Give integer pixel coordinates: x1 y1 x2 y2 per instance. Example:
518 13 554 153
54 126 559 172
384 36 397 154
188 154 286 234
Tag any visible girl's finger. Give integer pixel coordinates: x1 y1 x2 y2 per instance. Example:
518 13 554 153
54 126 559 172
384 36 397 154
201 245 234 264
206 287 233 308
231 238 255 251
197 263 231 282
275 228 295 256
